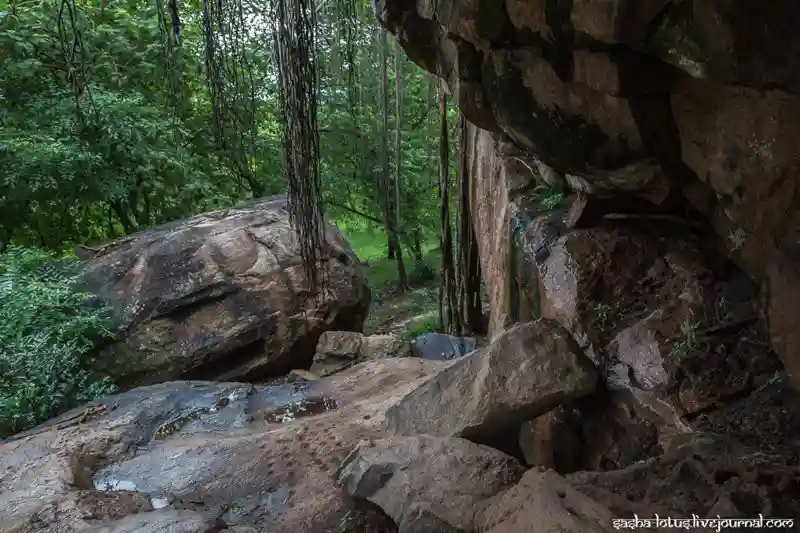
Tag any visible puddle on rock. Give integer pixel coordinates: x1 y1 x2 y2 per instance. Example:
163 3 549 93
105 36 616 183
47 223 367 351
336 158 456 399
95 478 138 492
150 496 170 509
93 476 172 510
153 389 244 440
263 397 338 423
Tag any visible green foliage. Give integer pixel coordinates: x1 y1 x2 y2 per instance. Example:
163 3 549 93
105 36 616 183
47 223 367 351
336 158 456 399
404 312 440 340
534 183 566 213
0 0 259 248
669 316 700 361
0 246 117 438
344 224 440 295
1 0 445 260
408 258 436 285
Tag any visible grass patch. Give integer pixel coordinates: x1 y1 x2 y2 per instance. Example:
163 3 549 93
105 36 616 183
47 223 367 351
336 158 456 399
341 227 389 263
404 311 440 339
336 222 443 338
343 226 441 297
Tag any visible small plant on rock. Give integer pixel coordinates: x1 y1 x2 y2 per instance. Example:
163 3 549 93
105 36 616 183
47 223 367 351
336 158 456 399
669 317 700 361
593 302 614 329
218 501 245 517
0 246 118 438
338 510 358 533
728 228 746 251
534 183 566 213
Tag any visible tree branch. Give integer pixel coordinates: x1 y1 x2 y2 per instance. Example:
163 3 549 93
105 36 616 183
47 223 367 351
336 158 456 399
325 200 383 225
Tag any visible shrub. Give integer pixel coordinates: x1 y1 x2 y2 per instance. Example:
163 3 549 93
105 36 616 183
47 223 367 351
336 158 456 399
408 259 436 285
405 313 441 340
0 246 117 438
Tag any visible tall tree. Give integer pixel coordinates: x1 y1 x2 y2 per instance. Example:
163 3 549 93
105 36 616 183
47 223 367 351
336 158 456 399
393 39 409 289
377 25 407 291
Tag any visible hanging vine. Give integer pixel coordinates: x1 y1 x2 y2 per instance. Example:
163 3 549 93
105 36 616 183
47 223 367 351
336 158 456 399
332 0 362 205
201 0 263 196
274 0 326 295
55 0 96 128
155 0 185 136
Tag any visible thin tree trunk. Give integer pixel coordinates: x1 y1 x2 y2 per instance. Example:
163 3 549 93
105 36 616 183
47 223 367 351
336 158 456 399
106 206 117 239
110 201 139 235
411 229 424 262
438 90 459 334
455 113 484 334
393 40 408 291
377 25 407 291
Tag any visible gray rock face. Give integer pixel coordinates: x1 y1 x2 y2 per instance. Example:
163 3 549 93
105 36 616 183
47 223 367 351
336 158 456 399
336 435 524 533
386 320 599 445
411 333 476 361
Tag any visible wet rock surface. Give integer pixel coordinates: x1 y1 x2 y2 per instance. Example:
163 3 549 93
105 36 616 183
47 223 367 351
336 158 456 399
78 195 370 387
86 510 219 533
0 359 445 533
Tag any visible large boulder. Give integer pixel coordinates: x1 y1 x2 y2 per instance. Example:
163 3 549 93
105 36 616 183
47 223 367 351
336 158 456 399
0 358 446 533
385 320 598 448
78 195 370 387
452 112 794 472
